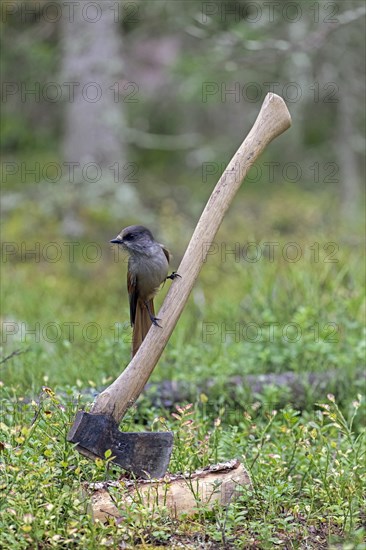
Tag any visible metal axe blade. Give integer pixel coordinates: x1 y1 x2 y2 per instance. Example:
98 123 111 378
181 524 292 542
67 411 173 479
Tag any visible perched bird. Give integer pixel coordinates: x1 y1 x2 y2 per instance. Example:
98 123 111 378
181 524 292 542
110 225 179 356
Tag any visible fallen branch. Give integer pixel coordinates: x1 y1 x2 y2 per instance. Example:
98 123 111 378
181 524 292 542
0 348 30 367
144 369 364 409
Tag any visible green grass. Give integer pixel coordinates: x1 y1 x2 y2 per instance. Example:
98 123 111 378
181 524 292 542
1 388 365 548
1 182 365 547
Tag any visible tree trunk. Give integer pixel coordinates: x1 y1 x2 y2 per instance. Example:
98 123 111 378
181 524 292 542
338 92 360 223
61 0 125 173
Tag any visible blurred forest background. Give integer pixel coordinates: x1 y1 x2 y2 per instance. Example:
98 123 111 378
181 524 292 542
1 0 365 393
1 2 366 547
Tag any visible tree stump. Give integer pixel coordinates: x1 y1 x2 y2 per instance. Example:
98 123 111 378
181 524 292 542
87 460 251 522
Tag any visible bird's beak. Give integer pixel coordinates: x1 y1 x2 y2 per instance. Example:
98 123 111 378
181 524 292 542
110 236 123 244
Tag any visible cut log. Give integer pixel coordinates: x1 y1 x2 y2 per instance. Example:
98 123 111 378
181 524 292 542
87 460 251 522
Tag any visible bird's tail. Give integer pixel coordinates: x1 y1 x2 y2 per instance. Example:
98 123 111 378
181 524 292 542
132 298 154 357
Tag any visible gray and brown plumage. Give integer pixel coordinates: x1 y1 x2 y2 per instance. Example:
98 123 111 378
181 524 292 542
110 225 179 356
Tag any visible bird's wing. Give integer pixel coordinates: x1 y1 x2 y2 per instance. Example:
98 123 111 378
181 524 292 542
127 267 138 326
161 244 171 264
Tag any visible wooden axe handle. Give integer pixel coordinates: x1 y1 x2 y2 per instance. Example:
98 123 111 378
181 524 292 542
92 93 291 422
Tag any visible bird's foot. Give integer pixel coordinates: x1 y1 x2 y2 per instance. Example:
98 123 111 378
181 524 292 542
166 271 181 280
144 301 162 327
151 316 162 328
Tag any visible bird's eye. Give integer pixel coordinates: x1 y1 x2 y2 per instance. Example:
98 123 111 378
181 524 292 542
124 233 134 241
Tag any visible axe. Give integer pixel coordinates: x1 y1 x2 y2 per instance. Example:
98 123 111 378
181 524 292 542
67 93 291 478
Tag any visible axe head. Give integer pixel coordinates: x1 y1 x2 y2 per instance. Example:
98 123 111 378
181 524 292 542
67 411 173 479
